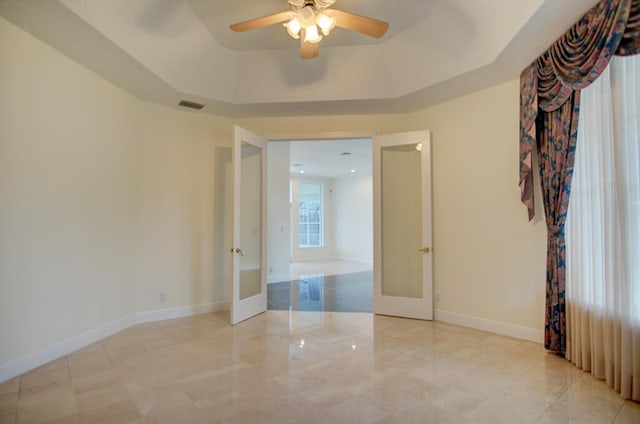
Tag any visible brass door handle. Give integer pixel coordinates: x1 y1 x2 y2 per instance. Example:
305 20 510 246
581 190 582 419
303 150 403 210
417 247 430 253
230 247 244 256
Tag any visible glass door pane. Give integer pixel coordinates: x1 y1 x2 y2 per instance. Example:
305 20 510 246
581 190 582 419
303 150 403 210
381 144 423 298
239 141 262 300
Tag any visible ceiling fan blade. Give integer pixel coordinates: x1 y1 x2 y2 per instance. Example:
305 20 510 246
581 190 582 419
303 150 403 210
300 31 319 59
230 10 295 32
325 9 389 39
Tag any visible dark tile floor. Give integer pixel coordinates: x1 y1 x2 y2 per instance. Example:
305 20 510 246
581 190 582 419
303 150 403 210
267 271 373 313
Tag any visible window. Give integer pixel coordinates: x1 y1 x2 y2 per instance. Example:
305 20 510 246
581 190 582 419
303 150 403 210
567 55 640 319
565 55 639 400
298 182 323 247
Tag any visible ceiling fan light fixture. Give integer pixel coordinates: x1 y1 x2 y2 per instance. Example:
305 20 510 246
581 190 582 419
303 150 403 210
298 6 316 28
231 1 389 59
304 24 323 43
316 13 336 36
284 17 302 39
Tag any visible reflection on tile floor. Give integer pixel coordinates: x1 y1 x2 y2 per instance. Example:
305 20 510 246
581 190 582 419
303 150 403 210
288 261 373 281
268 271 373 313
1 311 638 423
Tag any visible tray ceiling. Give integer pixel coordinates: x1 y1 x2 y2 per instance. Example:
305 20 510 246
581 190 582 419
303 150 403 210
0 0 600 117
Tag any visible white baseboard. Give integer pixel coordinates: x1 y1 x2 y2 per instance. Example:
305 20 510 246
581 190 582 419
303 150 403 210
0 301 229 383
135 301 227 324
434 309 544 344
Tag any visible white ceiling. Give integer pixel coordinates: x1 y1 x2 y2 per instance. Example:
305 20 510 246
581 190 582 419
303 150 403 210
287 138 372 179
0 0 600 118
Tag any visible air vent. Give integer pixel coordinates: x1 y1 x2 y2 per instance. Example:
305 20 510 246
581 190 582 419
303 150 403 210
178 100 205 110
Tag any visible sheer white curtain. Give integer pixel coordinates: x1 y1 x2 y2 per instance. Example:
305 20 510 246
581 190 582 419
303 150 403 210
566 54 640 401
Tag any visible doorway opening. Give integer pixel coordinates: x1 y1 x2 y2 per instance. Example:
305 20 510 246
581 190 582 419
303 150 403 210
266 138 374 312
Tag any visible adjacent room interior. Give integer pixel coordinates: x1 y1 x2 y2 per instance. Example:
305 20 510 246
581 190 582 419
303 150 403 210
266 138 374 313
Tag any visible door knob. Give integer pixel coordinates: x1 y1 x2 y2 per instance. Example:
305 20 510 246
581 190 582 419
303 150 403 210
417 247 430 253
230 247 244 256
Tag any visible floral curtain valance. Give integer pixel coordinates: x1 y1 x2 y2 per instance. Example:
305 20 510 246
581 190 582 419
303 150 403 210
618 0 640 53
519 0 640 220
519 0 640 355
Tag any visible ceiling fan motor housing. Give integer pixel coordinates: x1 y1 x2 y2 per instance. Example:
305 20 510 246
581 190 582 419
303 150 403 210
288 0 336 11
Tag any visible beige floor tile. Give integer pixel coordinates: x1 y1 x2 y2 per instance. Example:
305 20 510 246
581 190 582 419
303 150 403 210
613 401 640 424
383 402 465 424
499 375 567 409
144 403 210 424
74 383 132 412
361 383 433 415
2 310 637 423
39 414 91 424
325 394 392 423
80 398 140 423
538 380 625 424
19 359 71 394
0 392 18 419
0 379 19 397
0 414 16 424
0 378 19 417
467 400 542 424
16 385 77 423
430 385 488 417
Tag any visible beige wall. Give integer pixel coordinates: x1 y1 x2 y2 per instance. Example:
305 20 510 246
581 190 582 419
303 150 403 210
266 142 291 283
235 114 408 139
332 175 373 264
407 81 547 334
0 15 139 365
0 17 231 372
134 103 230 313
1 13 548 379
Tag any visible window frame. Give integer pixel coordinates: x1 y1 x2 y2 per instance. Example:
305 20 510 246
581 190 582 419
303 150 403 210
297 181 324 249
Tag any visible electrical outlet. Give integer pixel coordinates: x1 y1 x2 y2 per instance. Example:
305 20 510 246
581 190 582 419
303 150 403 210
160 292 167 303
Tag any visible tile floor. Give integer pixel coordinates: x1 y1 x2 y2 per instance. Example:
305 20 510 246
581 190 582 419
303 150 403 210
288 260 372 281
268 271 373 313
1 311 638 423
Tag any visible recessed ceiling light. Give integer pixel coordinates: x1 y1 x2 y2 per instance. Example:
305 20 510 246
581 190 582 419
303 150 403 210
300 170 305 174
350 169 357 173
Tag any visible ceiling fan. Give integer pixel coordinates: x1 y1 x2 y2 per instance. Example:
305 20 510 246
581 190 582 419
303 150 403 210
229 0 389 59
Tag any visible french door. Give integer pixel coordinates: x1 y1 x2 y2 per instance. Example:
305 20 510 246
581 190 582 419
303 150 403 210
230 126 268 324
373 130 433 320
